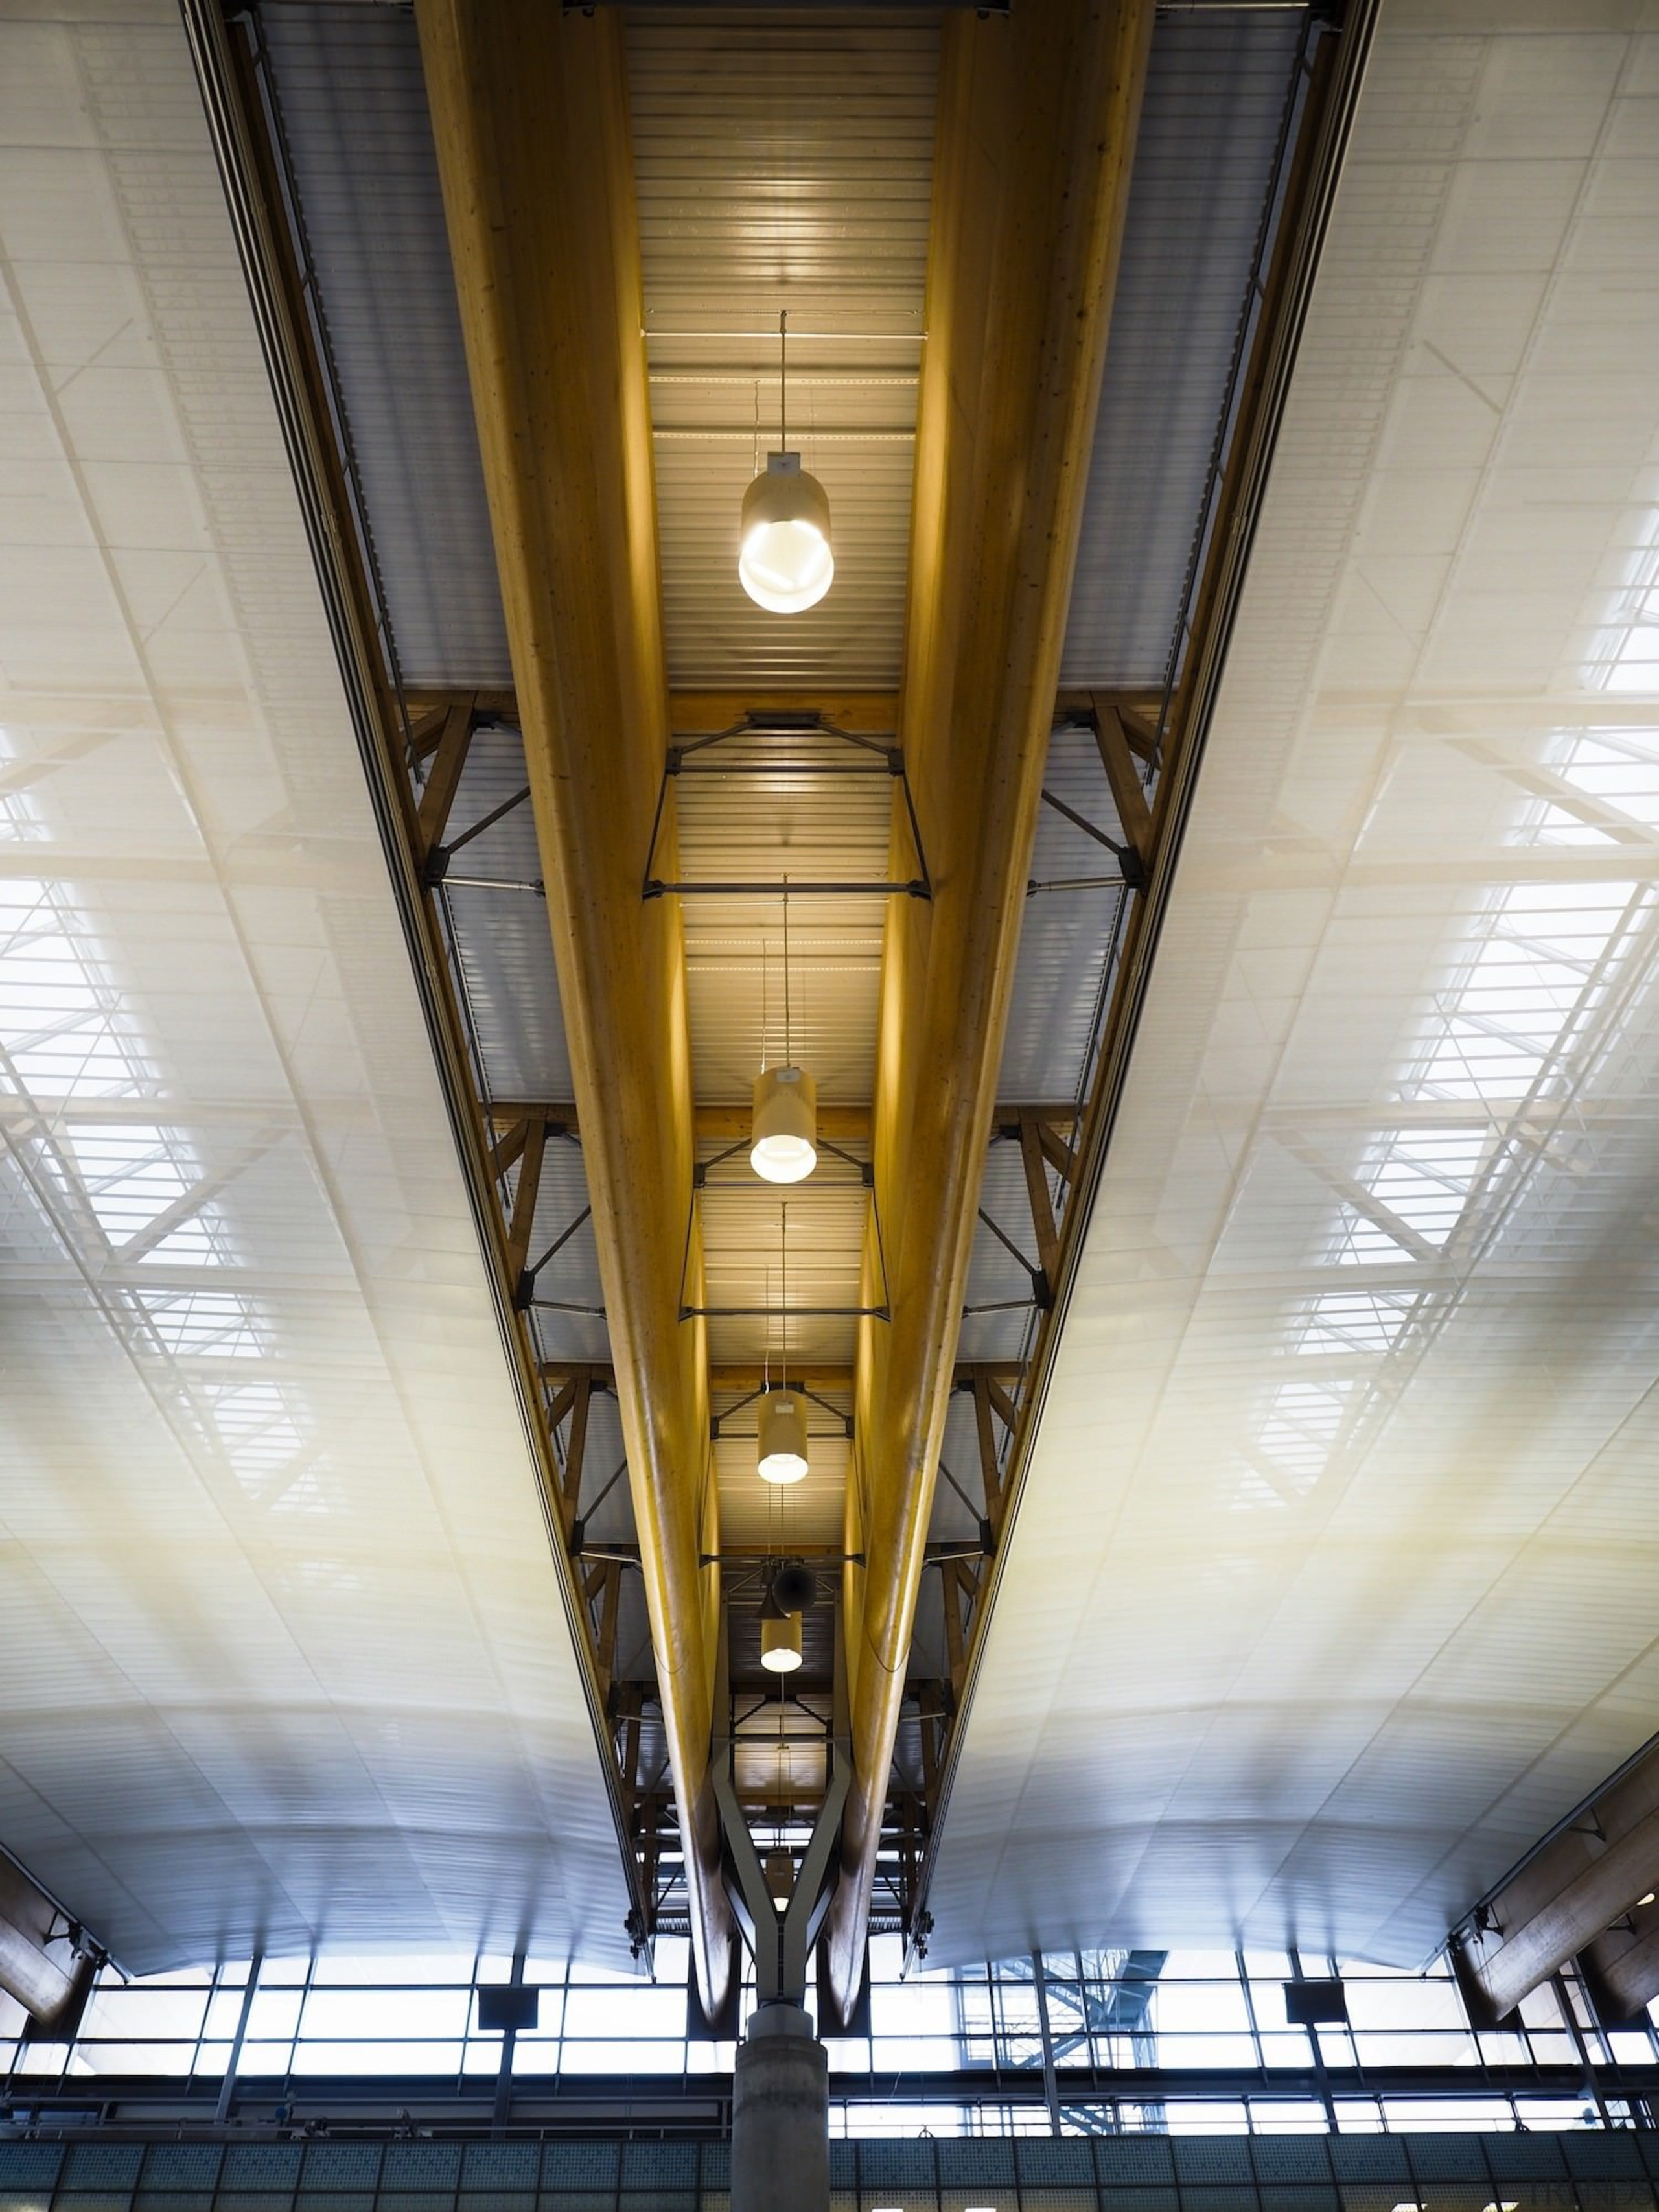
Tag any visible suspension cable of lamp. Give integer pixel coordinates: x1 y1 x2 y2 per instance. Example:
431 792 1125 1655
759 1211 806 1671
738 310 835 615
758 1199 809 1487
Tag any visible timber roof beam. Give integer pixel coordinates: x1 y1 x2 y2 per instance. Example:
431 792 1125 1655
821 0 1155 2022
417 0 733 2020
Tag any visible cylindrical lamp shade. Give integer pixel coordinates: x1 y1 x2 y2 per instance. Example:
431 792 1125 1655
739 454 833 615
760 1612 803 1673
763 1850 794 1908
757 1390 809 1485
750 1064 817 1183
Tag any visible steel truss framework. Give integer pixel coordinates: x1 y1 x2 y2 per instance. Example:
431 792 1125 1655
195 0 1376 2012
306 675 1148 1955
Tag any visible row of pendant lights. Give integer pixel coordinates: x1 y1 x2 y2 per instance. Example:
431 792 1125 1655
751 1061 814 1671
734 334 833 1671
751 1064 813 1673
760 1561 817 1678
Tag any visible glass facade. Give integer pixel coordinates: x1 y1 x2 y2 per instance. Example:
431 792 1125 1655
5 1943 1656 2139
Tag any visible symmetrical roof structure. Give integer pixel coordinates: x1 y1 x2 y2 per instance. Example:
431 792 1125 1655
0 0 1656 2047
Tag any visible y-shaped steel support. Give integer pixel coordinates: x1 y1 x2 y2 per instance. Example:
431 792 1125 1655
712 1735 851 2008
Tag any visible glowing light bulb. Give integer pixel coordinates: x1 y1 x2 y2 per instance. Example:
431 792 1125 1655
739 455 834 615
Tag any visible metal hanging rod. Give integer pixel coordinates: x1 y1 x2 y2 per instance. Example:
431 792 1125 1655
643 327 925 344
643 716 933 900
654 428 914 443
649 371 919 386
680 1304 889 1321
647 879 927 900
440 875 544 895
576 1 1003 10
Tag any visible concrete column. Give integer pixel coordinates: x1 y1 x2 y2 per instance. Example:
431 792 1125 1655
730 2001 829 2212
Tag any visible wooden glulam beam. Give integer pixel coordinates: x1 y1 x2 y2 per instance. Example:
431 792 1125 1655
417 0 733 2020
1459 1742 1659 2019
1584 1907 1659 2021
824 0 1154 2024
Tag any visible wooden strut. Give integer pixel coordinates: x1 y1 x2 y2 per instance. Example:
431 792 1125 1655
503 1114 547 1294
555 1372 592 1530
1089 697 1155 874
414 697 478 859
1016 1112 1063 1300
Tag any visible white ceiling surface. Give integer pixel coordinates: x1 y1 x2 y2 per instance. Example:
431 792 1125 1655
931 3 1659 1970
0 6 631 1972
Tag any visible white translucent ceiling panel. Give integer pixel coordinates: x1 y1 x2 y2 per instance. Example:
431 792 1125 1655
930 3 1659 1970
0 5 630 1972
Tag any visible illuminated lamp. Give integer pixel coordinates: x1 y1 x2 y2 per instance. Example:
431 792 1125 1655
750 1062 817 1183
757 1389 809 1485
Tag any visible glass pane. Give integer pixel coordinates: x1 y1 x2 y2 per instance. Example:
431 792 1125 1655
301 1988 470 2040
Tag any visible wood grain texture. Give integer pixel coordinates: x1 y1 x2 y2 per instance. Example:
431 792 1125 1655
825 0 1154 2018
415 0 733 2017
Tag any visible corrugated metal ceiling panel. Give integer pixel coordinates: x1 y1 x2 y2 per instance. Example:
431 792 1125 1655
1062 12 1305 690
258 3 510 688
997 721 1136 1107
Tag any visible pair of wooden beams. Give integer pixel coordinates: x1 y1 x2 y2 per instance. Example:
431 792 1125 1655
1457 1742 1659 2023
417 0 732 2019
825 0 1154 2019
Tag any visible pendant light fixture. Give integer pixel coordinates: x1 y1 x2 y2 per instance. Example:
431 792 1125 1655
764 1850 795 1909
751 885 817 1183
758 1204 809 1485
757 1388 809 1485
760 1559 805 1676
760 1601 803 1675
739 312 835 616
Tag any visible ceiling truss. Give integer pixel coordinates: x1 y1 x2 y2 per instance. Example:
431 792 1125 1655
189 0 1367 2017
